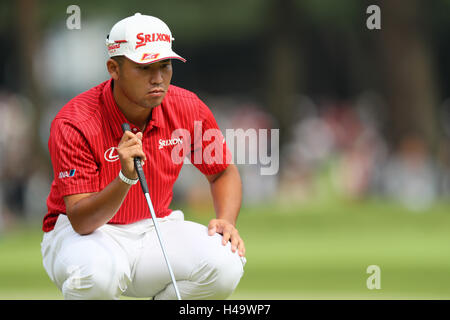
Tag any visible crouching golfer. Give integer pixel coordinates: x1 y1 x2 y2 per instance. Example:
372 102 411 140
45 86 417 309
41 13 246 300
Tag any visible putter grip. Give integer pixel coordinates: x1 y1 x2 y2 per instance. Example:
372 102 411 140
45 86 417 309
121 123 149 194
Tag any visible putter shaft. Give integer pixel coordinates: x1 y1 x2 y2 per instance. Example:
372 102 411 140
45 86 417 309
122 123 181 300
143 192 182 300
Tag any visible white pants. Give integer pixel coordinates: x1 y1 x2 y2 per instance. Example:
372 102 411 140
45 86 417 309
41 211 246 300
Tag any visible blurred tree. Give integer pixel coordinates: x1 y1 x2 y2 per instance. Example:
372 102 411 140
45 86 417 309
378 0 440 151
264 0 302 150
14 0 50 172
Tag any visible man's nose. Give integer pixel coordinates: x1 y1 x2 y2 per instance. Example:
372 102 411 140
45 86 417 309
149 68 163 84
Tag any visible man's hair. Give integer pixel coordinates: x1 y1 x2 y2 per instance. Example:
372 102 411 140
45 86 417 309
111 56 125 67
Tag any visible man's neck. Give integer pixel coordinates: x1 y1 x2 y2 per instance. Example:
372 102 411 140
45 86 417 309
112 80 152 131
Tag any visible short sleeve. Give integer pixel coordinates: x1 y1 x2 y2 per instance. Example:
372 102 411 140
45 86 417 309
48 119 100 196
190 99 232 175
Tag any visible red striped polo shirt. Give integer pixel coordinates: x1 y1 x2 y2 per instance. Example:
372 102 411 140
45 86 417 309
43 78 231 232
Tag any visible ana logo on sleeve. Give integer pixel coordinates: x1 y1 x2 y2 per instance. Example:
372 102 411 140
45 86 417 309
59 169 76 179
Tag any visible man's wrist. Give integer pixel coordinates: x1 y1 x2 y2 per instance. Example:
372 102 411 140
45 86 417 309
119 170 139 185
215 216 237 227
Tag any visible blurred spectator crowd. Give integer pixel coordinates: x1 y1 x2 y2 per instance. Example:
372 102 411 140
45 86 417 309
175 90 450 214
0 91 52 230
1 88 450 231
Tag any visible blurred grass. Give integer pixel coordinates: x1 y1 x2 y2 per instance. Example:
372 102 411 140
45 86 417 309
227 199 450 299
1 198 450 299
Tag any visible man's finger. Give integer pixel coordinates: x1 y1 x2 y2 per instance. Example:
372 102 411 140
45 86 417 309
208 219 219 236
208 225 216 236
237 239 246 257
129 145 147 160
119 130 135 143
222 228 232 245
119 136 142 149
230 233 239 252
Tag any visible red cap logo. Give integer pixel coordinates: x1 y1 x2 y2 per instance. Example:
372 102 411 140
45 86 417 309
136 33 171 49
141 53 160 61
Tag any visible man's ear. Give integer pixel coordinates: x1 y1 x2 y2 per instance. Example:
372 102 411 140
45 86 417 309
107 58 120 80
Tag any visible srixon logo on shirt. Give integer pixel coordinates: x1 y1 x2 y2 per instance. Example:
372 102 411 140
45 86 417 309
135 33 171 49
159 137 183 150
59 169 76 179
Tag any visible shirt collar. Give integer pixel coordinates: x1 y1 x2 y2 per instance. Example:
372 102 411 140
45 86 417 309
101 78 166 139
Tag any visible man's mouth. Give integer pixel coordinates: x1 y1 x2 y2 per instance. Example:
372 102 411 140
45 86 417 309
147 89 165 97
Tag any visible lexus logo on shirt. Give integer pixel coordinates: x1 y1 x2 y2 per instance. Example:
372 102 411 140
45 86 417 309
104 147 119 162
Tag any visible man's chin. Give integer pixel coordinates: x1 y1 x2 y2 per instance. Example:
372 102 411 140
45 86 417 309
138 98 163 109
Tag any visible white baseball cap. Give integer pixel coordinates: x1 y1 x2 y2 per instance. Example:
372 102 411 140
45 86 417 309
106 13 186 64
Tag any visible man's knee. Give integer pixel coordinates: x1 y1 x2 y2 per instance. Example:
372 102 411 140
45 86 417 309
61 263 121 300
200 250 245 299
56 241 128 300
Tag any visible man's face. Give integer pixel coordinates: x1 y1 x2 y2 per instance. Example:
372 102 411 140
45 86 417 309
114 57 173 109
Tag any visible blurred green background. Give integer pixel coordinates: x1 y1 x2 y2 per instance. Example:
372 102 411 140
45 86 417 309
1 0 450 299
2 199 450 299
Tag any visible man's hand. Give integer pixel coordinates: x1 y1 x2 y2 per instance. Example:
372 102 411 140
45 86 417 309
208 219 245 257
117 131 147 180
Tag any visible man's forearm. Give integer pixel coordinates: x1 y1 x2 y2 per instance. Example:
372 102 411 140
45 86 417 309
209 164 242 226
207 164 246 256
66 130 146 235
67 176 132 235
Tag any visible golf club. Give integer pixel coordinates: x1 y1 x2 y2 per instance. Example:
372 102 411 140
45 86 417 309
121 123 182 300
